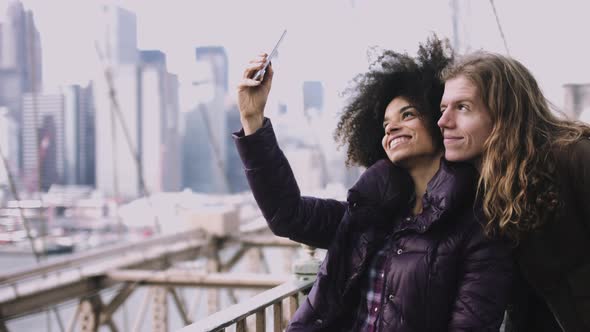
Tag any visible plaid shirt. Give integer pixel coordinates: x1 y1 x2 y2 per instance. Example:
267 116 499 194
351 215 412 331
351 242 392 331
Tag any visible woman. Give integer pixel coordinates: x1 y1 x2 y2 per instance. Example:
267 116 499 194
235 37 513 331
438 52 590 331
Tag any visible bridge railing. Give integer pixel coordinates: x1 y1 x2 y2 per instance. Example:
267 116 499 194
0 218 322 331
178 244 321 332
178 278 313 332
0 228 207 285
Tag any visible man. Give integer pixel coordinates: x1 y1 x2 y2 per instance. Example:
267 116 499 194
438 51 590 331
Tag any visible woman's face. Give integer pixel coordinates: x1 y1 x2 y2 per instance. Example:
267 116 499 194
381 96 440 168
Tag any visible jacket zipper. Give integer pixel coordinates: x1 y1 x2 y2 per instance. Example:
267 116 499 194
376 239 393 331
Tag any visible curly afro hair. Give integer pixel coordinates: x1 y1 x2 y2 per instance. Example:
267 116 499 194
334 35 453 168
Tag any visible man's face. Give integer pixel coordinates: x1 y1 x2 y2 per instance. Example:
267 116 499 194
438 75 493 165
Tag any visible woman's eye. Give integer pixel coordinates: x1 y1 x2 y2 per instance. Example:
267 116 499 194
401 111 415 119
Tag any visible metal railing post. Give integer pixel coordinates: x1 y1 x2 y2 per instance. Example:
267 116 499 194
292 244 321 318
292 245 321 282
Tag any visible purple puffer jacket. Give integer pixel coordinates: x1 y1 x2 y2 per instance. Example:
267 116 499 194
234 119 514 331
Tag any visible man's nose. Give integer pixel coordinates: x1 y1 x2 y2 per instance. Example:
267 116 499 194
437 110 453 128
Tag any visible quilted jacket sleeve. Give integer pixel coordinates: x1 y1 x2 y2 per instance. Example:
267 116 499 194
233 118 347 249
448 222 514 331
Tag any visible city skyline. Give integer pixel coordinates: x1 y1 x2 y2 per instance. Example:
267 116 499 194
2 0 589 111
0 0 589 197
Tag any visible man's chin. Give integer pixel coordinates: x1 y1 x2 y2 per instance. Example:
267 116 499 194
444 152 459 162
445 151 483 170
444 150 468 162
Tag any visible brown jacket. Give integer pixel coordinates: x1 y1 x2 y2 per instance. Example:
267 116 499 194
507 138 590 332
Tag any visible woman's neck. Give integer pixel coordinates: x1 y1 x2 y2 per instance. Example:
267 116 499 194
407 153 443 215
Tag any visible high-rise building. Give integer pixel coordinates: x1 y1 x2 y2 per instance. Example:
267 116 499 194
94 51 181 198
95 6 182 198
563 83 590 121
0 68 21 118
450 0 472 55
0 107 19 190
195 46 228 95
182 107 205 192
97 4 138 66
63 84 95 186
182 46 230 193
94 64 141 199
1 1 42 92
94 4 140 198
0 23 3 65
162 72 182 191
182 101 228 194
225 102 249 193
140 50 166 67
139 50 181 193
22 93 65 192
303 81 324 113
0 1 42 173
283 145 327 193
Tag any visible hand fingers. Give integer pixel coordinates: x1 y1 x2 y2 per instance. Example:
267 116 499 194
260 62 274 86
243 53 268 78
246 62 265 72
240 54 274 88
249 55 268 64
242 61 265 79
237 78 262 90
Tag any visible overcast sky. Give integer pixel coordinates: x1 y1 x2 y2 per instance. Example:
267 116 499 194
2 0 589 111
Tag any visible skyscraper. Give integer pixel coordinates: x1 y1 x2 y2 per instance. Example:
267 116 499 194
94 64 141 199
225 102 249 192
0 1 42 173
1 1 42 93
140 50 166 67
302 81 324 113
94 5 142 199
0 107 19 191
182 106 209 192
563 83 590 121
195 46 228 95
139 50 181 193
22 93 65 192
63 84 95 186
182 101 229 194
97 4 138 66
182 47 229 193
94 4 183 199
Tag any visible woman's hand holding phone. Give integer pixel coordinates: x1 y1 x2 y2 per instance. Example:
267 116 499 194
237 53 273 135
237 30 286 135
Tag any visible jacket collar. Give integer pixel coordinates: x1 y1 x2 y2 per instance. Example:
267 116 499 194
347 158 479 230
413 159 479 231
346 159 413 216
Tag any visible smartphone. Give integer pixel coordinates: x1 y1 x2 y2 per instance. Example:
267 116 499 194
252 29 287 81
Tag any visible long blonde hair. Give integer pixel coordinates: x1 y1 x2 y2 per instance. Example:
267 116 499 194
442 52 590 243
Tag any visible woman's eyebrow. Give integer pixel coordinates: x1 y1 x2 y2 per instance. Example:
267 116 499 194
383 105 417 125
399 105 416 112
